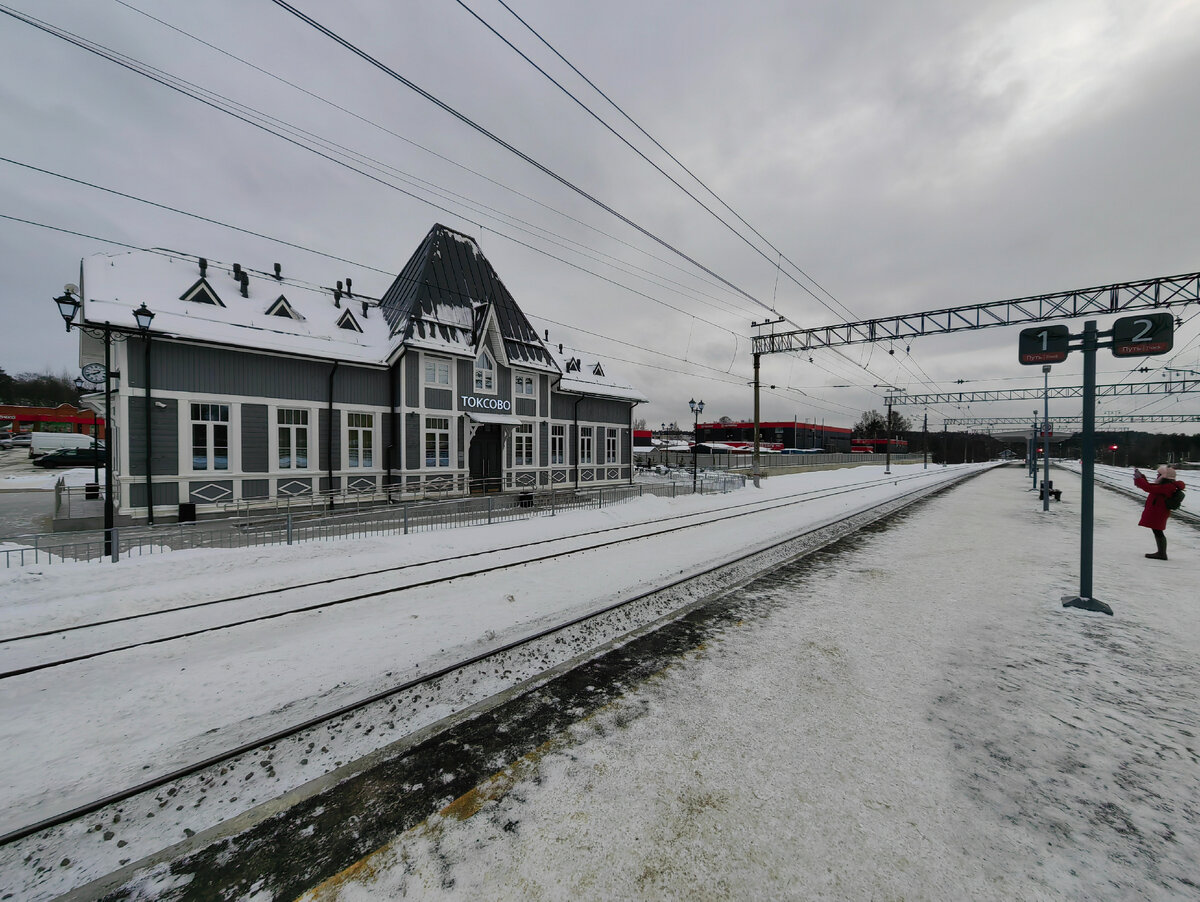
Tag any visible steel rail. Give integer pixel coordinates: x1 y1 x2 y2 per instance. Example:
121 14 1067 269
0 470 953 665
0 466 984 846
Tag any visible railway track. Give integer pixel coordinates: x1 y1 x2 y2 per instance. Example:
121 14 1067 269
0 465 987 901
3 468 970 680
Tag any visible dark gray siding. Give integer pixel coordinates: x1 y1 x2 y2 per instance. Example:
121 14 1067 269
130 481 179 508
131 339 387 404
383 412 395 471
539 422 548 467
456 359 472 395
425 388 452 410
242 479 270 499
405 354 420 408
320 408 340 471
550 393 632 424
241 404 269 473
127 397 178 476
515 398 536 417
539 375 549 417
405 417 420 469
188 480 233 503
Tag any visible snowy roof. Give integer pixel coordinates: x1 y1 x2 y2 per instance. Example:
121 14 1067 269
380 224 557 372
548 345 649 403
81 250 393 366
77 225 645 402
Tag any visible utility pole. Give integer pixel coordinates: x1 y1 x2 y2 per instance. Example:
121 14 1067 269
922 412 928 469
752 351 761 488
1042 364 1052 512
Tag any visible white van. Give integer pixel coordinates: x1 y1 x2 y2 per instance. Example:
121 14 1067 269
30 433 102 457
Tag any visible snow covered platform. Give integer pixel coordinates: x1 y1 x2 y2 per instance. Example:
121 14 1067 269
296 463 1199 901
3 463 1198 900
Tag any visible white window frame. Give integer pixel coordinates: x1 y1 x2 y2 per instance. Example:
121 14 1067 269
424 416 451 468
513 423 534 467
474 349 496 394
189 402 232 473
606 427 619 464
345 411 376 469
424 356 451 387
579 425 593 465
550 424 565 465
276 406 311 470
514 373 537 399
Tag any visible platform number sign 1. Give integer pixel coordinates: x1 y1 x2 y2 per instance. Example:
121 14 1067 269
1018 325 1070 364
1111 312 1173 357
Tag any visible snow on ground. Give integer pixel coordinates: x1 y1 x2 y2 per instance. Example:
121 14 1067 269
0 462 978 840
303 464 1200 902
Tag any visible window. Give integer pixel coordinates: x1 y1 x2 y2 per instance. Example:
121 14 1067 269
550 424 565 465
579 426 593 465
474 350 495 392
347 412 374 468
606 428 618 464
336 310 363 332
191 402 229 471
425 416 450 468
515 374 536 397
424 357 451 386
278 408 309 469
514 423 534 466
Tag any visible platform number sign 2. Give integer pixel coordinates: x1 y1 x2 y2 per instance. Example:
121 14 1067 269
1111 312 1173 357
1018 325 1070 364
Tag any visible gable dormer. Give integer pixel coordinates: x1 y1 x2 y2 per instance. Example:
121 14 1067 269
565 357 581 373
591 362 606 377
336 309 363 333
266 295 303 320
180 277 224 307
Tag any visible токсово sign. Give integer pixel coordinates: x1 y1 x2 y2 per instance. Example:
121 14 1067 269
460 395 512 411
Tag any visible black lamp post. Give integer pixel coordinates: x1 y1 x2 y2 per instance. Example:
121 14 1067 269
132 303 156 524
689 397 704 493
55 287 154 559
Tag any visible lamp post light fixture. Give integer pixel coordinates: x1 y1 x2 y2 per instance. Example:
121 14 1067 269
688 397 704 493
54 286 155 558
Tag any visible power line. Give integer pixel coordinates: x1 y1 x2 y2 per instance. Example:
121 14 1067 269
111 0 755 308
0 6 749 338
265 0 779 318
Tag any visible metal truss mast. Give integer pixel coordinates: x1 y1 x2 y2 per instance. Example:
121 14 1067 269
751 271 1200 355
885 378 1200 406
944 414 1200 426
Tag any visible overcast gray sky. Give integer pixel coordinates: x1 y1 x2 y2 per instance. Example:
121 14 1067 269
3 0 1200 433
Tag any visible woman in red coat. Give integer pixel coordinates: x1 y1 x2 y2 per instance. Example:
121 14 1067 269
1133 465 1184 560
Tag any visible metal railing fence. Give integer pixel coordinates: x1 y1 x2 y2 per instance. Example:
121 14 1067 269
3 473 745 568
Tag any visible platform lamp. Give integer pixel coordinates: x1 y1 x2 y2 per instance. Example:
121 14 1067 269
688 398 704 493
55 286 155 559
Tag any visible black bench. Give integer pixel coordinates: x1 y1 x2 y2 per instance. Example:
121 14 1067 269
1039 481 1062 502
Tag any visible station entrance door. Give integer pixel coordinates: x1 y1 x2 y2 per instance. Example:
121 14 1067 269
469 423 502 493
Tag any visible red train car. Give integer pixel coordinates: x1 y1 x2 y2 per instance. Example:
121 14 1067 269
850 438 908 453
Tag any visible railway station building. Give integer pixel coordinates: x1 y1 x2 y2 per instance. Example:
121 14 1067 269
67 223 646 523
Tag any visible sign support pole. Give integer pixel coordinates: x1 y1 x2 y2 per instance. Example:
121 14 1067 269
1063 320 1112 615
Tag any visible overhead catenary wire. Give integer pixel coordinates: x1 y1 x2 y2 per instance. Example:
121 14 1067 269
7 3 1039 413
0 5 750 339
110 0 759 309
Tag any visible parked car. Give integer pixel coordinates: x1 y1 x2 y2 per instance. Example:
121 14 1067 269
1 433 32 450
32 446 105 468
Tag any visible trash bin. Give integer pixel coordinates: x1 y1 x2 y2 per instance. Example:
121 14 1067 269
178 502 197 523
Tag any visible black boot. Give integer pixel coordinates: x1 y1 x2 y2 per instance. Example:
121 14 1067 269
1146 531 1168 560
